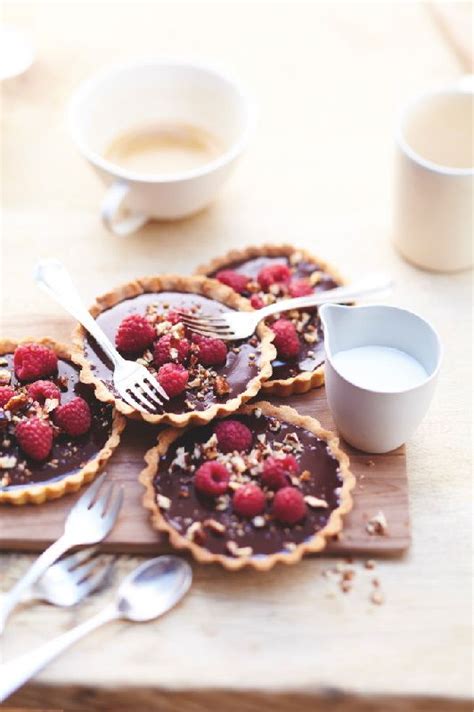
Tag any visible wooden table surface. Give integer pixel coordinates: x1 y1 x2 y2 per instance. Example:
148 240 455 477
1 2 472 710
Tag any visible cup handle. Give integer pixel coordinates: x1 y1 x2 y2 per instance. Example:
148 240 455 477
101 180 148 236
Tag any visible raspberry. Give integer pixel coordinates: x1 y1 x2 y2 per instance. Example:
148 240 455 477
289 279 313 298
195 336 228 366
271 319 300 360
272 486 307 525
115 314 156 354
28 380 61 404
250 294 265 309
0 386 15 408
262 454 299 490
54 396 92 436
15 417 53 461
214 419 253 453
14 343 58 382
215 269 249 293
157 363 188 397
233 484 266 517
153 334 190 367
194 461 230 496
257 263 291 290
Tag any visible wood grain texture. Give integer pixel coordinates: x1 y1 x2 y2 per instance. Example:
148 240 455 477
1 1 472 707
0 321 410 555
6 687 474 712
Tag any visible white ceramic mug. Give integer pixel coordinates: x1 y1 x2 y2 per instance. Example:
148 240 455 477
393 76 473 272
68 60 254 235
320 304 442 454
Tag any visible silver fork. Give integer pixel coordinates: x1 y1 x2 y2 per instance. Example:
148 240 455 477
0 473 123 633
30 548 112 607
34 259 169 414
179 275 393 340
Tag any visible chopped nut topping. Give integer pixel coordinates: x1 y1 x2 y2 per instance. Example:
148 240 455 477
214 375 231 396
204 518 226 535
215 494 230 511
230 455 247 473
5 393 28 413
170 447 190 471
0 455 17 469
188 377 202 389
44 398 59 413
303 332 318 344
309 271 323 285
203 434 218 450
252 515 266 528
226 540 253 557
157 494 171 510
0 369 11 385
186 521 205 544
304 495 328 508
300 469 311 482
268 418 281 432
282 432 303 453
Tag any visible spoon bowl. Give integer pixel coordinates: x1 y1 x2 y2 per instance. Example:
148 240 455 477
0 555 193 703
116 556 193 622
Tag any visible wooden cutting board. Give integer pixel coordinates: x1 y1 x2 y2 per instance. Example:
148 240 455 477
0 314 410 556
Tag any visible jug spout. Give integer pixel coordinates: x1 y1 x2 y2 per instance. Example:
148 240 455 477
319 304 353 359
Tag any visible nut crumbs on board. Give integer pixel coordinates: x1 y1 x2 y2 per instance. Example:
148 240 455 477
366 511 388 536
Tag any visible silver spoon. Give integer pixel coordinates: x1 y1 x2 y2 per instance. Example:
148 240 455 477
0 556 192 702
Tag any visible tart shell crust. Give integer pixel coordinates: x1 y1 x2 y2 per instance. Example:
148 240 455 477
71 275 276 427
0 337 126 506
140 401 355 571
195 244 346 396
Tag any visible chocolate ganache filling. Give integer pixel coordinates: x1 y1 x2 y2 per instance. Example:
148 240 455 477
154 413 343 556
209 255 340 380
83 292 261 414
0 354 113 491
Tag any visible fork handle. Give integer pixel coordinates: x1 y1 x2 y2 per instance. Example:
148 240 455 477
0 604 118 702
257 274 393 319
34 259 124 367
0 535 73 635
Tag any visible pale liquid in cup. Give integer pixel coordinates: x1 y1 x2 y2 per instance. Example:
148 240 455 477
332 346 427 392
403 92 473 169
104 122 223 176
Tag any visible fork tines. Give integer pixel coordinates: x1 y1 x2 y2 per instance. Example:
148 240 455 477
129 377 165 411
72 472 124 526
178 311 233 338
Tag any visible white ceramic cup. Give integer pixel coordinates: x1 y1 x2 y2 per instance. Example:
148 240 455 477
320 304 442 454
68 60 254 235
393 76 473 272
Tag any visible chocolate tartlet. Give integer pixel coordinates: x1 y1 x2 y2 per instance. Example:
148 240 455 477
0 338 125 505
72 275 275 427
196 244 344 395
140 402 354 570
